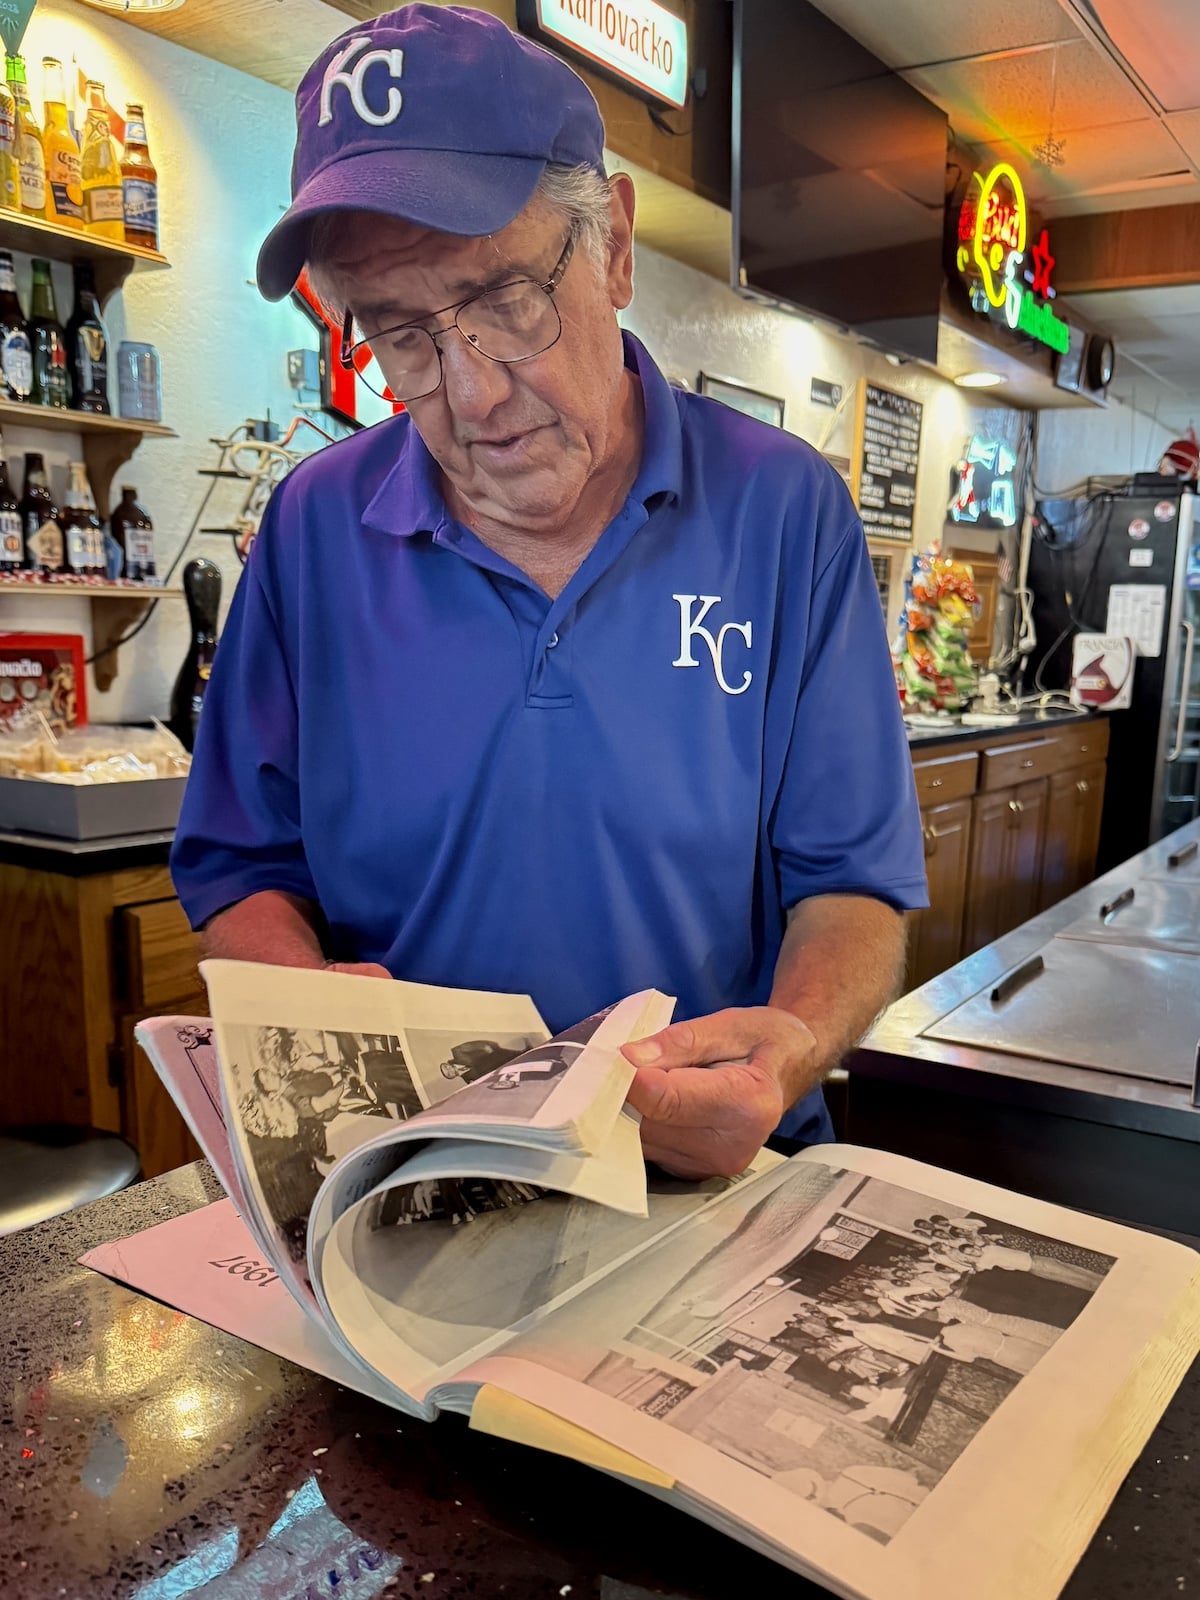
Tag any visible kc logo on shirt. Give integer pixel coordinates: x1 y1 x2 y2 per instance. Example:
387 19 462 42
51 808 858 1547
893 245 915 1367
319 36 405 127
673 595 753 696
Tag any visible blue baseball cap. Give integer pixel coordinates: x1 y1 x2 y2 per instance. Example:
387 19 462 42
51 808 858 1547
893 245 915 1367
256 4 606 301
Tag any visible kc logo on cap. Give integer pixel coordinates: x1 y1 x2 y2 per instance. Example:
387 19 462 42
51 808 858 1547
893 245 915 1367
319 35 405 127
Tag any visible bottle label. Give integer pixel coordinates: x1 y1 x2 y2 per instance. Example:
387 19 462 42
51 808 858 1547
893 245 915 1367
122 177 157 234
0 106 13 149
125 120 147 145
84 184 123 224
29 518 63 569
66 525 89 571
2 331 31 398
73 327 107 396
18 138 45 210
128 529 155 568
0 509 20 563
48 168 83 220
0 258 15 291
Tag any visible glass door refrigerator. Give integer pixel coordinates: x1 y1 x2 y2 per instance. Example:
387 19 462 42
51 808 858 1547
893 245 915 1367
1026 483 1199 872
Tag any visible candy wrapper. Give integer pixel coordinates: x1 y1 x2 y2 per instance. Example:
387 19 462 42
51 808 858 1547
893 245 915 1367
893 549 981 712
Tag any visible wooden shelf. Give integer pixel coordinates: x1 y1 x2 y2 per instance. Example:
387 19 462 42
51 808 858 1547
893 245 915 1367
0 581 182 600
0 580 183 692
0 207 166 266
0 400 175 440
0 210 169 304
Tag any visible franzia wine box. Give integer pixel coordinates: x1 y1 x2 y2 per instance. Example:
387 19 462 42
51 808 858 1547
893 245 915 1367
0 632 87 731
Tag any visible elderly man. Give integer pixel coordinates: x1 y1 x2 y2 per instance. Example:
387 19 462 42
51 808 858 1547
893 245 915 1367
171 5 926 1179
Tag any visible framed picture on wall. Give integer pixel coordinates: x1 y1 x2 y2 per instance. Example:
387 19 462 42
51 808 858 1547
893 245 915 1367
697 372 786 429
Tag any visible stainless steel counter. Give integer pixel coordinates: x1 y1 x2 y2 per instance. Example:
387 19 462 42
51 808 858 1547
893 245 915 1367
847 819 1200 1232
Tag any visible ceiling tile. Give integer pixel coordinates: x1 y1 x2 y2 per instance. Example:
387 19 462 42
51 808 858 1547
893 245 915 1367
1041 176 1200 217
904 39 1147 142
1165 109 1200 167
1085 0 1200 113
808 0 1080 72
968 120 1188 207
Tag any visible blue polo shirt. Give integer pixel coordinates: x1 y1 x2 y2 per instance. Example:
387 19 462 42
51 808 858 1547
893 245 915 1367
171 334 927 1143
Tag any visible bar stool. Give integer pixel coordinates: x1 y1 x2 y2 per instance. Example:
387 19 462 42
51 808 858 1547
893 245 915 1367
0 1125 141 1235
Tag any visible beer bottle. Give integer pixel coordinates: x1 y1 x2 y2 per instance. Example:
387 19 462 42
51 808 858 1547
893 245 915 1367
120 103 157 251
7 56 44 219
0 59 19 213
0 250 31 404
80 81 123 241
65 262 110 413
62 461 104 577
110 485 155 581
41 58 82 230
29 258 68 409
0 438 21 574
19 451 65 576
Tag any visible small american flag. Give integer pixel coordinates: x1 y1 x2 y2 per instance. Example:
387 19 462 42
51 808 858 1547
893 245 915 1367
996 539 1015 588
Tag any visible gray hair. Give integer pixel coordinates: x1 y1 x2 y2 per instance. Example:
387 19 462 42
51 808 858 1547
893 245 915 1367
305 162 614 317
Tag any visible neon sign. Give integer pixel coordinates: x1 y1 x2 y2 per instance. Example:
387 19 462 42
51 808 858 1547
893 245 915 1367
956 164 1070 358
291 270 404 429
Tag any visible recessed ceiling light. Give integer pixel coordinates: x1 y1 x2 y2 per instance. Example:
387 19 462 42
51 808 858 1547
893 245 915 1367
954 370 1007 389
75 0 186 12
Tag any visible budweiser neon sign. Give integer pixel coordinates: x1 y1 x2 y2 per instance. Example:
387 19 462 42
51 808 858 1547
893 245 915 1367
956 163 1070 357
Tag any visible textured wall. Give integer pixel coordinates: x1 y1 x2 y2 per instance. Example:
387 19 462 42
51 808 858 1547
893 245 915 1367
621 242 985 554
1032 400 1175 494
0 0 344 721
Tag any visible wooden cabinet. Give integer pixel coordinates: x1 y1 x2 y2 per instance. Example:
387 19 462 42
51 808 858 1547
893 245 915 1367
0 854 203 1179
905 717 1110 988
963 780 1049 951
907 798 972 990
1040 761 1107 912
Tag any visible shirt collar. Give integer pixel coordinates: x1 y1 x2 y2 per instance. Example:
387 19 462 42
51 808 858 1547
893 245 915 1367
362 330 683 539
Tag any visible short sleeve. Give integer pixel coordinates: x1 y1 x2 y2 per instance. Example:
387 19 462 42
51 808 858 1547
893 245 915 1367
170 508 318 930
770 521 928 913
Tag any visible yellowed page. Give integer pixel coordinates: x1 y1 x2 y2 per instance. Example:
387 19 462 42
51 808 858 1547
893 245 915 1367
470 1385 675 1489
457 1145 1199 1600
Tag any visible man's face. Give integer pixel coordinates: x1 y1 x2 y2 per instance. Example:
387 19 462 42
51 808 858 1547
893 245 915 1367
319 183 636 535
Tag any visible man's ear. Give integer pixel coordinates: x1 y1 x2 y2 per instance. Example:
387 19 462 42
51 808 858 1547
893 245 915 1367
606 171 636 310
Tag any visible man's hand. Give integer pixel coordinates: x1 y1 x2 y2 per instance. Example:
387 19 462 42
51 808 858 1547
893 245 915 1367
622 1008 819 1180
324 961 392 979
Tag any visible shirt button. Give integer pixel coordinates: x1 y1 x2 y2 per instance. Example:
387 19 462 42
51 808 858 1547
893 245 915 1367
547 632 559 649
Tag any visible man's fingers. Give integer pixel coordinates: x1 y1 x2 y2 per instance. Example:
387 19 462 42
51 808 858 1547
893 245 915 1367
325 961 392 980
622 1010 763 1071
626 1063 753 1127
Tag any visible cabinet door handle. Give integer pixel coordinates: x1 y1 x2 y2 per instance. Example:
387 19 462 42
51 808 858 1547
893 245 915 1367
1080 744 1089 753
1008 799 1024 814
923 826 936 858
1020 758 1035 768
1076 780 1089 794
929 777 943 788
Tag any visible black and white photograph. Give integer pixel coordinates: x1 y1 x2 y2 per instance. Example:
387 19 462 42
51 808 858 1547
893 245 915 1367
575 1165 1114 1544
407 1005 614 1122
223 1023 420 1263
401 1028 547 1111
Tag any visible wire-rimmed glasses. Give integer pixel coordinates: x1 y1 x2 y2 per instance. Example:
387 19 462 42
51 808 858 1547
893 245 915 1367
340 229 578 404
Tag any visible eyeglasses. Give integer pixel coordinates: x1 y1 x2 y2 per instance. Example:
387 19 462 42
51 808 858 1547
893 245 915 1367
340 229 578 404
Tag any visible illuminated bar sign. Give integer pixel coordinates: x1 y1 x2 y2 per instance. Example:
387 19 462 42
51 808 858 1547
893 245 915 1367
955 162 1071 357
517 0 689 110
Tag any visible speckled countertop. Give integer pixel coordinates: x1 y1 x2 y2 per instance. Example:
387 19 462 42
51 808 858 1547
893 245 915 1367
2 1165 1197 1600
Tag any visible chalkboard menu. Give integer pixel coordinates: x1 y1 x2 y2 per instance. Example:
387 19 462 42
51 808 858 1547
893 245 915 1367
851 380 923 542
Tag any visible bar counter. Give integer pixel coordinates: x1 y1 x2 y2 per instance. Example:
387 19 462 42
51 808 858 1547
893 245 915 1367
1 1163 1197 1600
849 817 1200 1234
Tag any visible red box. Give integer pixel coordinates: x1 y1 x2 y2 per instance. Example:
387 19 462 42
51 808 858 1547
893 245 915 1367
0 633 88 731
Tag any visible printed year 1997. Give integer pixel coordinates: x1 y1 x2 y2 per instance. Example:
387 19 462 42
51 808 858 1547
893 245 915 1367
208 1253 279 1287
